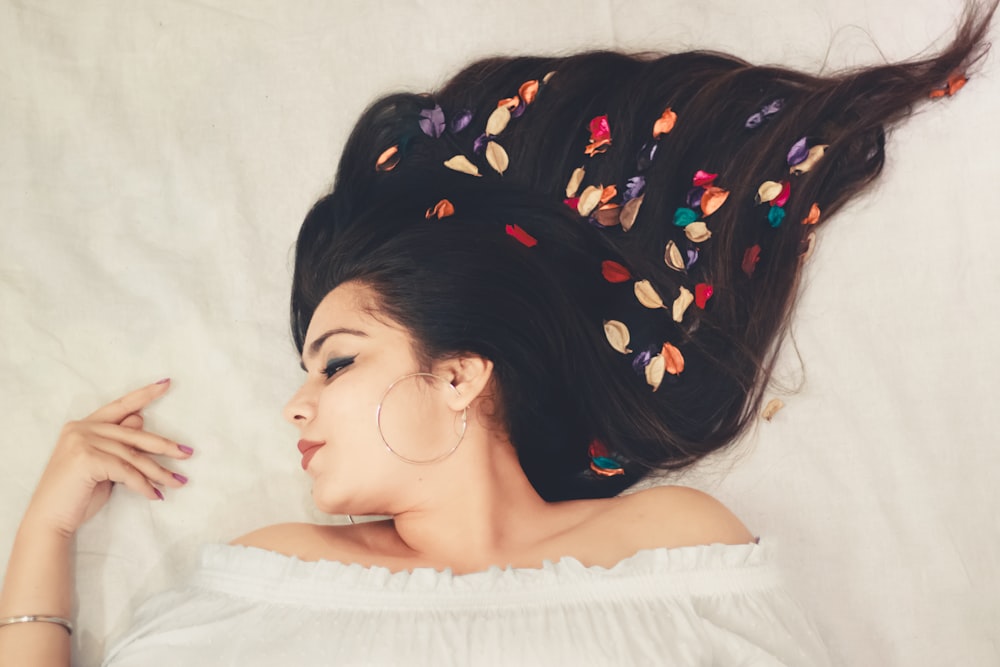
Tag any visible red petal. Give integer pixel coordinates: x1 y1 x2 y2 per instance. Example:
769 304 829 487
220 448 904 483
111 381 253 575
564 196 581 211
694 283 713 308
773 181 791 208
505 224 537 247
742 244 762 277
601 260 632 283
588 115 611 142
588 439 609 459
692 170 718 187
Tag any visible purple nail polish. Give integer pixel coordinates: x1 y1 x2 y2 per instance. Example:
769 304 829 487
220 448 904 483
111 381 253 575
172 472 188 484
154 488 164 500
177 445 194 455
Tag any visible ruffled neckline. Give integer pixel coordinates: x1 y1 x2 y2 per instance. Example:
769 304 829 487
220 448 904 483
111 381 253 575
191 538 775 609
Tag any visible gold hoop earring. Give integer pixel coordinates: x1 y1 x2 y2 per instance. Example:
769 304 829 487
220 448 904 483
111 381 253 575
375 372 467 465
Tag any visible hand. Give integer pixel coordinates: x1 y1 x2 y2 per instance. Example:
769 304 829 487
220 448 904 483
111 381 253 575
22 379 191 538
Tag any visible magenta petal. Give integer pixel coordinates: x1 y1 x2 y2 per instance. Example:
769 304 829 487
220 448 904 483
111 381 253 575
450 109 473 133
787 137 809 166
686 187 705 209
773 181 791 207
692 170 717 187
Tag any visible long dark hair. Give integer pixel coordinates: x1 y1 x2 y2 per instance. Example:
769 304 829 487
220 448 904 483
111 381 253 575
291 3 995 502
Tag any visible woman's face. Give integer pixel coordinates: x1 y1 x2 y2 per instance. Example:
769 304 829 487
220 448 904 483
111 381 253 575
283 281 466 516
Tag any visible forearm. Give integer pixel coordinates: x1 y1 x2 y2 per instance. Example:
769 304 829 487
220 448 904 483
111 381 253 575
0 513 73 667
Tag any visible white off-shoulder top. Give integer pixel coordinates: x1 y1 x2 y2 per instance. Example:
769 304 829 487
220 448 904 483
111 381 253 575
100 538 829 666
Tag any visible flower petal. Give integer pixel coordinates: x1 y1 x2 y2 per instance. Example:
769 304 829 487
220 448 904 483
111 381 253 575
623 176 646 202
686 247 699 269
684 221 712 242
564 196 580 211
578 184 604 216
443 154 481 176
584 138 611 157
566 167 586 198
505 223 537 247
692 170 718 187
631 350 652 375
450 109 473 133
543 70 556 85
802 202 821 225
694 283 713 309
744 112 763 129
800 232 817 262
425 199 455 219
600 185 618 204
787 137 809 166
762 98 784 115
603 320 632 354
773 181 791 207
673 207 698 227
375 145 400 172
418 105 446 138
790 145 827 175
762 398 784 421
486 105 512 136
634 279 665 309
589 115 611 142
593 205 622 228
519 80 540 105
485 141 509 175
652 107 677 138
601 260 632 283
768 206 786 228
663 240 686 271
755 180 783 204
661 342 684 375
621 195 644 232
686 186 705 209
645 354 666 391
672 286 694 322
498 96 520 111
700 187 729 216
742 244 761 277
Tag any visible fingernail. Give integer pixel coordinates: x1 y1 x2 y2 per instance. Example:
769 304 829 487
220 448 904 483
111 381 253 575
172 472 188 484
177 445 194 455
155 378 170 385
154 488 164 500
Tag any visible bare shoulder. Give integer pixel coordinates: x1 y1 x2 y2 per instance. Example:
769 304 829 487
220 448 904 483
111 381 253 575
228 522 354 559
610 485 756 548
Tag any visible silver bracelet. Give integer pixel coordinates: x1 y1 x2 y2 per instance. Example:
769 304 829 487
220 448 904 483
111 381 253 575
0 615 73 636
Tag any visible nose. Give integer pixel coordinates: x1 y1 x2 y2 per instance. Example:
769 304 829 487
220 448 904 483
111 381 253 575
282 381 316 427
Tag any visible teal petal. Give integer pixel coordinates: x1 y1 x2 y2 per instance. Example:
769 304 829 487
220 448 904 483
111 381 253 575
768 206 786 228
673 207 698 227
591 456 622 470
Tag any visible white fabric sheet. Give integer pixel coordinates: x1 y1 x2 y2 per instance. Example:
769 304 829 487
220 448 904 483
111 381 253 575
1 1 997 666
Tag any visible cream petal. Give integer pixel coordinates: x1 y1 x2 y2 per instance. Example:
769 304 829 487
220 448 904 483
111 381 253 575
645 354 666 391
577 184 604 216
684 221 712 242
485 141 509 175
672 285 693 323
663 240 686 271
620 194 643 231
566 167 585 198
443 155 481 176
756 180 783 204
485 105 512 136
800 232 817 262
603 320 632 354
789 145 828 175
762 398 785 421
634 279 665 309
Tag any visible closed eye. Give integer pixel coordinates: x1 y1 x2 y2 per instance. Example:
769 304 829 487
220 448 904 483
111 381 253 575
322 356 356 379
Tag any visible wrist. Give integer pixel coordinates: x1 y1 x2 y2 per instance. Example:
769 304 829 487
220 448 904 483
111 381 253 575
16 511 76 544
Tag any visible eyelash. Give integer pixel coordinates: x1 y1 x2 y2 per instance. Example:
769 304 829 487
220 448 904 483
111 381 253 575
322 356 356 379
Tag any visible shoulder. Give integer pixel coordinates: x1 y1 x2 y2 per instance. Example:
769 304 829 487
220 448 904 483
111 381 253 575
228 522 351 558
609 485 756 549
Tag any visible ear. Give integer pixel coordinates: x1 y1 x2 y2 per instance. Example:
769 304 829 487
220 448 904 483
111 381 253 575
433 354 494 411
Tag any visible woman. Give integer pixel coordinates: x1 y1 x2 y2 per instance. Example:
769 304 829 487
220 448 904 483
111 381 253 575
1 2 994 664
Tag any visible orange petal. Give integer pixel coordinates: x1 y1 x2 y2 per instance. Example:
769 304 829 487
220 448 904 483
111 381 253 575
583 138 611 157
519 80 539 105
947 73 968 96
600 185 618 204
661 342 685 375
700 187 730 216
802 202 821 225
425 199 455 219
497 96 520 110
375 145 400 172
652 107 677 139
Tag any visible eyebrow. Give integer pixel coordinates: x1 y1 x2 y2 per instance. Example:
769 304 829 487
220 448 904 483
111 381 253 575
300 327 369 371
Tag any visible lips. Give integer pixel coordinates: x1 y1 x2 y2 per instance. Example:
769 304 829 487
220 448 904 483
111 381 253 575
297 439 325 470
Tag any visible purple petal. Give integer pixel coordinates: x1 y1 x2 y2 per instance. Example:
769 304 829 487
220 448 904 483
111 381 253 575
686 247 699 269
787 137 809 166
510 101 526 119
623 176 646 202
744 112 763 129
762 98 784 116
473 133 490 154
419 105 445 138
450 109 473 134
631 350 653 375
686 186 705 209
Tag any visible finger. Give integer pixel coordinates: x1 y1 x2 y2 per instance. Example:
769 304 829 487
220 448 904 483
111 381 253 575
87 422 192 459
120 413 144 430
88 436 188 491
90 449 168 501
85 379 171 424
